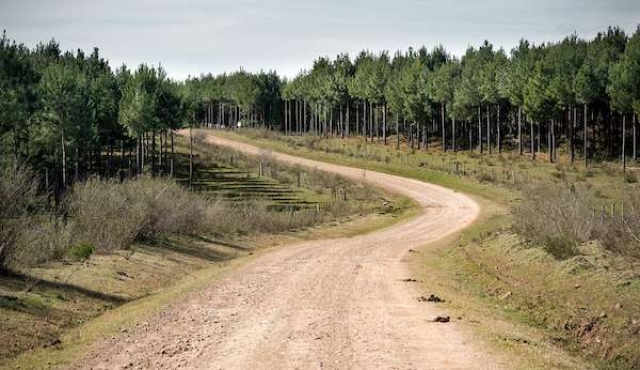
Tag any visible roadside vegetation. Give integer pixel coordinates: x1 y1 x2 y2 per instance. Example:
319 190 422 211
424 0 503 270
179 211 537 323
0 137 404 365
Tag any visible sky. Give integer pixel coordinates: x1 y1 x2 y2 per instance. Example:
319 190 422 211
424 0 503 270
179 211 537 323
1 0 639 80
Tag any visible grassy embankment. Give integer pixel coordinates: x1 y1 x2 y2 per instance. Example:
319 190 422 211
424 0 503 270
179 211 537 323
212 128 640 370
1 135 414 370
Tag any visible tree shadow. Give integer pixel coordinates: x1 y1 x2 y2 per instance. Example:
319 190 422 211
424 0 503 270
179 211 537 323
0 270 131 305
145 237 239 262
190 235 253 252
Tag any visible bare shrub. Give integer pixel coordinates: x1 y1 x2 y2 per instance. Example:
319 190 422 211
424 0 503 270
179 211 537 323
0 164 45 267
514 181 640 259
600 191 640 258
12 217 73 266
66 178 148 252
513 184 598 259
67 176 213 252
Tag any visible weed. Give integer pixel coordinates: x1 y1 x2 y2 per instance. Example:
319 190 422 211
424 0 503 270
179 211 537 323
67 243 95 260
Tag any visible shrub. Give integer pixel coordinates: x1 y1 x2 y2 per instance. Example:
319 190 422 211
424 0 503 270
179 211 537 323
67 243 95 260
11 217 74 267
515 182 640 259
513 184 597 259
600 191 640 258
66 178 149 252
67 176 216 252
542 235 579 260
0 164 45 268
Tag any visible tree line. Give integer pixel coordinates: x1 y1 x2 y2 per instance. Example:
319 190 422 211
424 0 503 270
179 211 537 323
286 27 639 169
2 25 640 198
0 32 195 197
186 25 640 171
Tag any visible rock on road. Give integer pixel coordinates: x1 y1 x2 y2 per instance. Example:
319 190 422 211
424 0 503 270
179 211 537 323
75 131 505 370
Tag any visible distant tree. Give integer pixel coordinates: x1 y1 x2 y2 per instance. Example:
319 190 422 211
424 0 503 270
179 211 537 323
608 26 640 172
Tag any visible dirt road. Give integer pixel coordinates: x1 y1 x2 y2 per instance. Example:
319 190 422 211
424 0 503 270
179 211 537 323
75 132 504 369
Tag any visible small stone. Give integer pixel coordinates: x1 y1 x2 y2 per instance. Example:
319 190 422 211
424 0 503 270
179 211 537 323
433 316 450 323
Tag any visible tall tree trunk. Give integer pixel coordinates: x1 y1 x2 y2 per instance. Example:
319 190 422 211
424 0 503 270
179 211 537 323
370 102 375 142
571 106 576 162
74 141 80 183
584 104 588 167
531 121 535 160
396 114 400 149
623 113 627 173
547 120 555 163
497 106 501 154
518 106 523 155
340 104 344 139
136 136 140 174
285 100 289 135
346 102 350 138
151 130 157 175
170 131 175 177
487 105 491 154
383 103 387 145
365 102 369 141
120 138 125 174
61 127 67 191
355 101 360 137
189 124 194 189
159 131 164 172
452 115 456 152
423 124 427 150
478 105 483 153
633 114 637 161
304 100 308 133
468 120 472 151
537 121 541 154
441 103 446 151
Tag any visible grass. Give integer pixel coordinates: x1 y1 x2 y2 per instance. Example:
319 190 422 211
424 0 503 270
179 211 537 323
213 128 640 369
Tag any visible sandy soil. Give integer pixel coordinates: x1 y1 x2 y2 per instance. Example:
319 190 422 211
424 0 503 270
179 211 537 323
73 132 505 369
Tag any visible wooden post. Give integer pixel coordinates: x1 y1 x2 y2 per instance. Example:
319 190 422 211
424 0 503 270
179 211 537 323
611 203 615 219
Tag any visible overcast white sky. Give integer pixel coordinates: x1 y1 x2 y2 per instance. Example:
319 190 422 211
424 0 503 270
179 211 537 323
1 0 639 79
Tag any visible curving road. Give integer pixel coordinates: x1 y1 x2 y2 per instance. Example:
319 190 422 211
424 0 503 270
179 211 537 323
76 131 504 369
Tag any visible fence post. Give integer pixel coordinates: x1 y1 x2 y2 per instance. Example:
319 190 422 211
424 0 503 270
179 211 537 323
611 203 615 219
